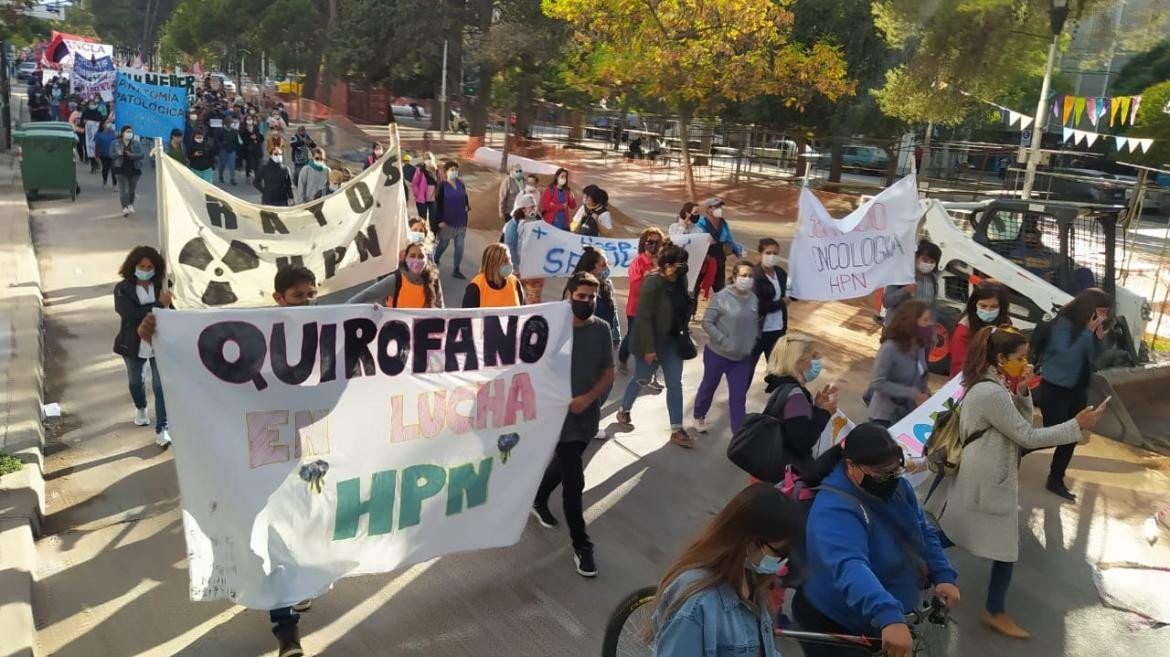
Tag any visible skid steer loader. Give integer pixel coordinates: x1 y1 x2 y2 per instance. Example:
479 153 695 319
914 198 1170 454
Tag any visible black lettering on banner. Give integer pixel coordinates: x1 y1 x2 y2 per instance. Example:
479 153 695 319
260 210 291 235
413 317 444 373
307 201 328 227
197 321 268 390
322 246 347 279
482 315 518 367
445 318 479 372
275 255 305 270
377 320 410 375
353 225 382 261
518 315 550 364
346 182 375 213
381 156 401 187
271 321 318 385
206 195 238 230
319 323 338 383
343 318 378 378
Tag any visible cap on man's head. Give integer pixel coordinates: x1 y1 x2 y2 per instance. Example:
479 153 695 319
704 197 724 207
843 423 904 467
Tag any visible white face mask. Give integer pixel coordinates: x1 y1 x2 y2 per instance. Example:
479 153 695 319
123 132 134 141
271 154 283 163
734 276 754 292
712 207 724 218
557 175 567 186
917 260 935 274
763 253 781 268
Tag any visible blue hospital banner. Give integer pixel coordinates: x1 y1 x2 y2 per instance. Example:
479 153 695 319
114 73 188 140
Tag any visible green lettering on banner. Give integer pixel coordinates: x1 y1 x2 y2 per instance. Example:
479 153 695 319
398 464 445 529
333 469 397 540
446 458 493 516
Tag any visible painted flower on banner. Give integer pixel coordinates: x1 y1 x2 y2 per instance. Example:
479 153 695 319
497 433 520 464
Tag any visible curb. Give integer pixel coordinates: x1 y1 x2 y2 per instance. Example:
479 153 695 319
0 153 45 657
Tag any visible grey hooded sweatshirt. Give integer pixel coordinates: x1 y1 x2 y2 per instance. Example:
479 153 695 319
701 285 759 361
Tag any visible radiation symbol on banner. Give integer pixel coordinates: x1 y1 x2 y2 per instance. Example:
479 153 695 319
178 237 260 305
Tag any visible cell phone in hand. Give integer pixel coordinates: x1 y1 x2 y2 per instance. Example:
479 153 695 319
1098 395 1112 409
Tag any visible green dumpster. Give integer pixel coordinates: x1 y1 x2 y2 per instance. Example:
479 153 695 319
14 129 78 202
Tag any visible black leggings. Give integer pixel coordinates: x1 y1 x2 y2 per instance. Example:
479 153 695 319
100 156 117 185
1035 379 1087 484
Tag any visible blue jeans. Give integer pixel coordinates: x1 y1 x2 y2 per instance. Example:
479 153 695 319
217 150 237 183
620 338 684 428
434 224 467 273
270 606 298 635
123 355 167 433
986 560 1014 614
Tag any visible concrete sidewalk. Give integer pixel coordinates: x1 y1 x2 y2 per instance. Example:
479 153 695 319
0 154 46 657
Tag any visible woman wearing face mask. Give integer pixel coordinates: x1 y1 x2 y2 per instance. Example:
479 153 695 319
882 240 941 325
759 333 842 493
239 114 264 180
502 193 541 275
751 238 790 372
348 241 444 308
694 197 744 294
866 300 933 427
217 118 240 185
571 185 613 236
499 164 525 225
187 127 217 183
411 153 440 221
668 202 701 236
691 262 760 435
940 326 1103 638
296 147 331 203
365 142 384 169
948 280 1012 377
113 246 174 449
647 483 802 657
463 243 525 308
435 161 471 279
253 145 294 206
617 228 667 375
1033 287 1111 502
616 243 693 448
571 247 621 351
408 218 435 256
110 125 146 217
540 167 577 230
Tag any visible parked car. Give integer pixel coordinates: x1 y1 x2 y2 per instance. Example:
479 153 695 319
841 144 889 171
16 61 37 82
1039 168 1128 204
208 73 237 95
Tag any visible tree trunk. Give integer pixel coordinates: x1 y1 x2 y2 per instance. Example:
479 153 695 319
678 109 697 200
920 122 934 177
829 140 844 184
499 114 511 173
468 66 494 137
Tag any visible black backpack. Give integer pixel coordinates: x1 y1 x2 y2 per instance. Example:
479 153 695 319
727 383 798 483
1028 317 1054 367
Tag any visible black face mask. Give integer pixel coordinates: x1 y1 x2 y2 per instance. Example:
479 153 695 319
570 299 595 320
859 474 900 500
645 242 660 255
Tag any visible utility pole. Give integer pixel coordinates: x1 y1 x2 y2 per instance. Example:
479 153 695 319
1021 1 1070 199
439 39 448 143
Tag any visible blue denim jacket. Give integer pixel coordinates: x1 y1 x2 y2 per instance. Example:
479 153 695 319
1039 316 1103 388
651 569 780 657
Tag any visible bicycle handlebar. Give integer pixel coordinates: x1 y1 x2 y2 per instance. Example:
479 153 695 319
774 597 950 652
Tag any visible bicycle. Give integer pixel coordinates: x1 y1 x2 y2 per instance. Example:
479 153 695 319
601 586 953 657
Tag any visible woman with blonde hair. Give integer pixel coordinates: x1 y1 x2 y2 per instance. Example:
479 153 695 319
462 243 525 308
754 333 842 491
647 483 803 656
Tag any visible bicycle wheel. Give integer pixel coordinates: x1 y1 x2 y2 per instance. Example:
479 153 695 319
912 616 956 657
601 585 658 657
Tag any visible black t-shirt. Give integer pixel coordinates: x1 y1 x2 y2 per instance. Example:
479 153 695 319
561 316 615 442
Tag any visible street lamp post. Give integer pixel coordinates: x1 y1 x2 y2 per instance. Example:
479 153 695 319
1021 0 1070 199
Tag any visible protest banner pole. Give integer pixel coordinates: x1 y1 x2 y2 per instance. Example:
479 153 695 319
439 40 448 144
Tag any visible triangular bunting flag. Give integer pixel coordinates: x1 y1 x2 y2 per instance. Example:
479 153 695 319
1063 127 1074 143
1019 115 1033 130
1007 110 1020 127
1114 136 1129 152
1074 97 1086 125
1110 97 1122 126
1137 138 1153 153
1084 131 1099 148
1130 95 1142 125
1086 98 1099 126
1098 98 1110 124
1053 97 1062 121
1063 96 1075 125
1118 96 1132 126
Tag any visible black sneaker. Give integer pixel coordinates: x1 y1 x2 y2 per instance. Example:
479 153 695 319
275 626 304 657
453 269 467 280
574 549 598 577
531 504 559 528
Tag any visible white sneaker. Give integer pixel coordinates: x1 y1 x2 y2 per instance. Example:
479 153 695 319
121 206 129 217
133 408 150 426
693 416 708 433
128 204 136 214
155 429 172 448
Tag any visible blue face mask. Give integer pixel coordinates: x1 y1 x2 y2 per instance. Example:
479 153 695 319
499 263 514 279
597 268 610 281
975 307 1000 323
408 231 425 244
803 358 823 382
135 268 155 281
750 554 788 576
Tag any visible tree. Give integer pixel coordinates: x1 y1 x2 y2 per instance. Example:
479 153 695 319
1128 79 1170 168
1112 39 1170 95
159 0 268 77
92 0 180 64
544 0 853 198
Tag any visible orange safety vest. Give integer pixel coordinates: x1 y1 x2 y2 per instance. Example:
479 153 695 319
388 274 428 308
471 273 521 307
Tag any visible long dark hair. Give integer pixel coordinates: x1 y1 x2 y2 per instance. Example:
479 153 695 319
118 245 165 283
962 280 1011 333
573 247 611 300
881 300 929 352
1058 287 1111 337
400 242 441 308
962 326 1028 389
645 484 802 642
678 202 697 222
550 167 569 189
